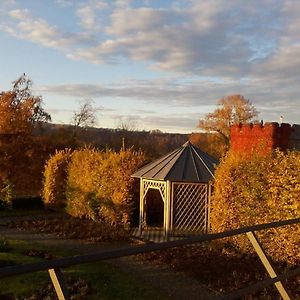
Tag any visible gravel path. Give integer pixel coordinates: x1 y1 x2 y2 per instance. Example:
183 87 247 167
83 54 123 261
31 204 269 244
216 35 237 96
0 215 218 300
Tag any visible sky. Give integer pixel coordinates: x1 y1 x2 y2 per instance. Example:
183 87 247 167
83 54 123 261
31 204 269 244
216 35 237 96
0 0 299 133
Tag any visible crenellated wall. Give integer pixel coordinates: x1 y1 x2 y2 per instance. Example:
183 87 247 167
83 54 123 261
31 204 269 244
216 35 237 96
230 122 300 155
289 124 300 150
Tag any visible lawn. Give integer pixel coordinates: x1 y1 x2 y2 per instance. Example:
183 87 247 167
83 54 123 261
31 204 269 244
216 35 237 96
4 209 298 299
0 238 169 300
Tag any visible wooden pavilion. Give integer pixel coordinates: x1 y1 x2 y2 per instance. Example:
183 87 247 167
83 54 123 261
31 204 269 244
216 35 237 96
132 141 218 238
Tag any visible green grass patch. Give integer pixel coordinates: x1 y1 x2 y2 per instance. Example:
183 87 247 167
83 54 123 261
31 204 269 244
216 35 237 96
0 244 50 298
0 239 168 300
69 262 168 300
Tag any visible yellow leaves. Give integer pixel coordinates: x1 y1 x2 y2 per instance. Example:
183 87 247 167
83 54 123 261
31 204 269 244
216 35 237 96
198 95 258 143
59 147 146 226
211 149 300 264
42 149 72 209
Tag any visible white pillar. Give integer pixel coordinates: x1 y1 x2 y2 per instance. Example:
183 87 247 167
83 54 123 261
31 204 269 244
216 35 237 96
170 182 174 231
139 178 144 234
207 182 212 233
165 180 172 239
163 181 167 235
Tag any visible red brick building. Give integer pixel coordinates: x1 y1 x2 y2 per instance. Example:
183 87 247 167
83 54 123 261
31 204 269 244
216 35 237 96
230 122 300 155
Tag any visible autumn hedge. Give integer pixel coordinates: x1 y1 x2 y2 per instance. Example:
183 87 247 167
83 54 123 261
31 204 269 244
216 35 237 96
211 150 300 264
42 149 72 210
43 147 146 226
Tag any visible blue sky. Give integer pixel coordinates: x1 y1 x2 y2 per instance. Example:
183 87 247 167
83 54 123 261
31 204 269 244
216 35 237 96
0 0 299 133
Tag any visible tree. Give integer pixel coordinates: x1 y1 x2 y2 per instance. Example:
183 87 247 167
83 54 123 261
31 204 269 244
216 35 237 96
0 74 51 134
70 99 99 145
189 132 227 159
0 74 51 197
116 119 138 132
198 95 258 144
71 99 98 129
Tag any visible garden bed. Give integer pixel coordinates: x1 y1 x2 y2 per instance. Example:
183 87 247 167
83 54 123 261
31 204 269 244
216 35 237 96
139 240 300 299
8 214 130 242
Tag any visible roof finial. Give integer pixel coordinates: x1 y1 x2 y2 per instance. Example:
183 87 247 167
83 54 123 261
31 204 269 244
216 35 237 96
279 116 284 124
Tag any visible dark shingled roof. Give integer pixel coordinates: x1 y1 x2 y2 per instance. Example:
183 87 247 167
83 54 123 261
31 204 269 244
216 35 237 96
132 141 219 182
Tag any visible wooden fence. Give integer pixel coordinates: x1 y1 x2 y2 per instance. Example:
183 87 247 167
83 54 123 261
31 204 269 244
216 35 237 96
0 217 299 300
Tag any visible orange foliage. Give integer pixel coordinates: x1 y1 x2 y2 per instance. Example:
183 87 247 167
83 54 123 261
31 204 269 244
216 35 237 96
43 149 72 209
198 94 258 144
0 75 51 198
189 132 228 159
54 147 147 226
211 150 300 264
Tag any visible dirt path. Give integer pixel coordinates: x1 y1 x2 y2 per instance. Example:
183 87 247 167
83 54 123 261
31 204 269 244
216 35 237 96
0 215 218 300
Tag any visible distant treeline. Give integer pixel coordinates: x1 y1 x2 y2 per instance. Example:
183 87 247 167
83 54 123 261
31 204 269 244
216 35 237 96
1 120 226 200
35 123 189 159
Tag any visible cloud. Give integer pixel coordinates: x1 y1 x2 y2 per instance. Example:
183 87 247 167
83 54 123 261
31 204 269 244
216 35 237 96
47 108 74 114
0 1 298 80
109 111 200 132
114 0 133 9
134 109 156 115
141 114 200 131
38 71 300 127
77 6 99 31
1 0 300 131
2 9 95 52
38 79 226 106
64 0 287 78
76 1 108 31
55 0 74 7
249 1 300 82
72 1 280 76
106 7 177 36
7 0 16 4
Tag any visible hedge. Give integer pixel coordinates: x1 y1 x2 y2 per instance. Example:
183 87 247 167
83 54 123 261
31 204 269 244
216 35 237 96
66 147 146 226
42 149 72 210
211 150 300 264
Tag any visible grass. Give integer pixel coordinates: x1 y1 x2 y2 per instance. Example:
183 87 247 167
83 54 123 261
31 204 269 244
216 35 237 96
71 262 168 300
0 239 169 300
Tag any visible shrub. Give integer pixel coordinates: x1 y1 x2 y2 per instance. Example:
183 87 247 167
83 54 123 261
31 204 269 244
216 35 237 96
211 150 300 264
66 147 103 220
66 147 146 226
42 149 72 210
0 179 14 210
0 236 11 252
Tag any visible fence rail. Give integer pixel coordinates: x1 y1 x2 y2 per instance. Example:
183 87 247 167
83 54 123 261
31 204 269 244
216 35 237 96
1 217 300 300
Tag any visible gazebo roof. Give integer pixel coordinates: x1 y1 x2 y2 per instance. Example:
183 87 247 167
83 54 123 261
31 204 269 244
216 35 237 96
132 141 219 182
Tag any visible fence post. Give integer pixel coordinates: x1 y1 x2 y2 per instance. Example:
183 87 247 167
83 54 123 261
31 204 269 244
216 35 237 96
246 231 291 300
48 268 70 300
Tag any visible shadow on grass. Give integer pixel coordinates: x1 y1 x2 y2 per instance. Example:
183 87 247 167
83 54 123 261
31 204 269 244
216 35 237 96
0 239 169 300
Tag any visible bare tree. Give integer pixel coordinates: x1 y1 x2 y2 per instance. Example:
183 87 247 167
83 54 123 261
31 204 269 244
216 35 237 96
70 99 99 144
71 99 98 129
116 119 138 132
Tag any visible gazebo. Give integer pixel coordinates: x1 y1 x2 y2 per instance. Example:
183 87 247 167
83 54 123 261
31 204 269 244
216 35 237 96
132 141 218 238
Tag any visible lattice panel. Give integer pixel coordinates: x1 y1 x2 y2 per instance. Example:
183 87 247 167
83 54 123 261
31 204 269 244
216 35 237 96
173 183 208 233
142 180 166 202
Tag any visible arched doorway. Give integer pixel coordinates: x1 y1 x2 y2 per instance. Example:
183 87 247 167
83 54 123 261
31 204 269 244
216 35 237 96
145 189 164 227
